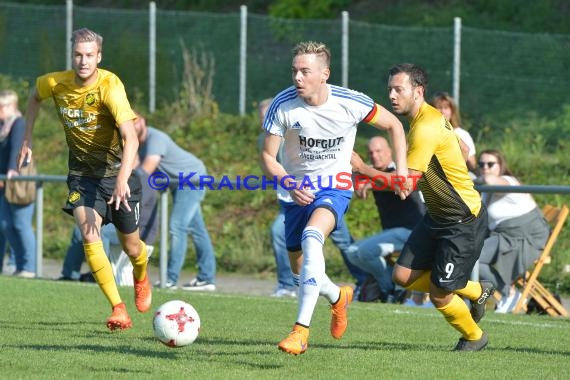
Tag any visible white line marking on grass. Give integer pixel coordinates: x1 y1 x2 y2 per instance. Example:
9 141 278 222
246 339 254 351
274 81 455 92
388 307 567 329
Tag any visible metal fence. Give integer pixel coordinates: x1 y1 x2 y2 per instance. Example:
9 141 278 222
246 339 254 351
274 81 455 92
1 1 569 129
2 174 570 286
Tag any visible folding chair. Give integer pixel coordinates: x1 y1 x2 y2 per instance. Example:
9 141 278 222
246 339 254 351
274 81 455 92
512 204 569 316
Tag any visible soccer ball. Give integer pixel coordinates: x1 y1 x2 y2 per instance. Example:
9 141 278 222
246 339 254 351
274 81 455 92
153 300 201 347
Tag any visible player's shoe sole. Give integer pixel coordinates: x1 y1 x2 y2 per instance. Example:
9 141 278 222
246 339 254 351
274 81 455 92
471 280 495 323
330 285 353 339
278 324 309 355
134 273 152 313
106 303 132 331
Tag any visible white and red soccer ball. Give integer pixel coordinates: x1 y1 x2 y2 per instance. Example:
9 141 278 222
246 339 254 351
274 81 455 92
153 300 201 347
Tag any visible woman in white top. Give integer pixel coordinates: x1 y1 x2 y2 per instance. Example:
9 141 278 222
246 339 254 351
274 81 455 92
476 149 550 313
431 92 477 173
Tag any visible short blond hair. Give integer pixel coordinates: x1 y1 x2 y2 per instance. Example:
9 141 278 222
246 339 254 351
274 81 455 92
0 89 18 106
292 41 330 68
71 28 103 52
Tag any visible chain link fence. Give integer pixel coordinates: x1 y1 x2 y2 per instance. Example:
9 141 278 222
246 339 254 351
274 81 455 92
1 1 569 130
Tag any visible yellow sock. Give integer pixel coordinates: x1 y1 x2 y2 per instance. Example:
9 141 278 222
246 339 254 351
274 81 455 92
130 241 148 281
84 241 122 307
436 294 482 340
454 280 482 301
406 271 431 292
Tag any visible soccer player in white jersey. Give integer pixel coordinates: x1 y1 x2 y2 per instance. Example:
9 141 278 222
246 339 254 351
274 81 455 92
261 41 411 355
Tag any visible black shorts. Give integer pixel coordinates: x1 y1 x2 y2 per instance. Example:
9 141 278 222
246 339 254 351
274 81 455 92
63 173 142 234
397 205 488 291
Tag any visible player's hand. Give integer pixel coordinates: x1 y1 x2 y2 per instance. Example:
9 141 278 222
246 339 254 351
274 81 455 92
289 186 315 206
108 179 132 211
394 177 413 200
350 151 365 173
355 182 371 200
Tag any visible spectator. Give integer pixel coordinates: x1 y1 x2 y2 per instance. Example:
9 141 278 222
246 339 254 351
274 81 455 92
257 98 366 298
261 41 409 355
475 149 550 313
0 89 36 278
133 114 217 291
348 136 426 303
19 28 152 331
430 92 477 174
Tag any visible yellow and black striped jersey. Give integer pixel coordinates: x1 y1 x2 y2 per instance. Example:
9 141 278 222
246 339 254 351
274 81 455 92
36 69 136 178
407 102 481 223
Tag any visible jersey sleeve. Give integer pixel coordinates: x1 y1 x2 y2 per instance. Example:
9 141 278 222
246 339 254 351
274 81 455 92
35 74 57 100
263 99 286 137
363 103 380 124
102 74 136 126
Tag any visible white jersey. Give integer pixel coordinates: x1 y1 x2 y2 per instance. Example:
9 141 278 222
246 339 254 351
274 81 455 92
454 127 476 158
263 84 375 201
483 175 537 230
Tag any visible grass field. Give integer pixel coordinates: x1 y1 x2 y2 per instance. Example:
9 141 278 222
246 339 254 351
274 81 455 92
2 276 570 379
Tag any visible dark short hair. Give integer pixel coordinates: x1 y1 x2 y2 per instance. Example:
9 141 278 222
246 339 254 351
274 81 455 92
389 63 428 92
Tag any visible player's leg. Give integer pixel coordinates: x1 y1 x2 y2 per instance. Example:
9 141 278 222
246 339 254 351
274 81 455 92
117 229 151 313
315 192 355 339
452 207 494 323
277 203 309 355
431 214 489 351
64 175 131 330
75 206 131 330
393 220 434 292
297 208 336 326
112 174 151 313
430 285 488 351
75 206 116 301
119 227 147 281
278 208 338 354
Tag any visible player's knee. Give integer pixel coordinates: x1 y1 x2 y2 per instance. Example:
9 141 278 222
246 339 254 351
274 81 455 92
122 239 142 258
392 266 411 287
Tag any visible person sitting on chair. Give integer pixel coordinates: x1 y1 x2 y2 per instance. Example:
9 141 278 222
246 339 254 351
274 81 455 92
475 149 550 313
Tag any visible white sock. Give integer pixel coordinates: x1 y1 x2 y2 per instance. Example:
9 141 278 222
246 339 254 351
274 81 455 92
296 226 330 326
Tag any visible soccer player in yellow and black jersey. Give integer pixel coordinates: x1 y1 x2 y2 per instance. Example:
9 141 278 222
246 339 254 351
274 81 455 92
18 28 151 331
353 63 494 351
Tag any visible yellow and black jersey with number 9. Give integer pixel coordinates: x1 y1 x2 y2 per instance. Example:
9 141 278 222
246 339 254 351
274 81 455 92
407 102 481 224
36 69 136 178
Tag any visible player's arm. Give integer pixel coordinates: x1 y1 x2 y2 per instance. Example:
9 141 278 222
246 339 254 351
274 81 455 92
260 133 313 205
109 119 139 210
260 133 297 190
365 103 411 198
18 88 42 169
351 150 398 190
